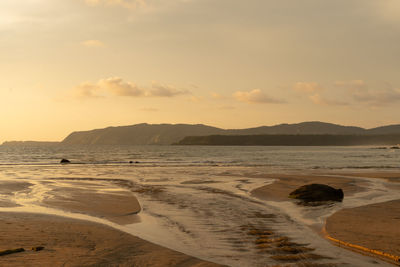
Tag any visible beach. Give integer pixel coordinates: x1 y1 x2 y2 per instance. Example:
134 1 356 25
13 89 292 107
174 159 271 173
0 212 222 267
0 171 398 266
252 171 400 264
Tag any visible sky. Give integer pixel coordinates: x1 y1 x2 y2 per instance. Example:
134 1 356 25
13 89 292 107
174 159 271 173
1 0 400 142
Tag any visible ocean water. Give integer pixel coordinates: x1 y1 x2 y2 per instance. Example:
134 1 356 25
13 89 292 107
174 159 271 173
0 145 399 266
1 145 400 169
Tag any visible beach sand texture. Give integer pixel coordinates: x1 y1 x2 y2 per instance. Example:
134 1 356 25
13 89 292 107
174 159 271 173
326 200 400 259
1 171 399 266
0 212 223 267
252 172 400 264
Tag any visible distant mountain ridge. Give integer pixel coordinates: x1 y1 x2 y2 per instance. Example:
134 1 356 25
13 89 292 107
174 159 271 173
60 121 400 145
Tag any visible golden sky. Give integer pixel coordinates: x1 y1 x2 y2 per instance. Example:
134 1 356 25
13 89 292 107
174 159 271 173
1 0 400 142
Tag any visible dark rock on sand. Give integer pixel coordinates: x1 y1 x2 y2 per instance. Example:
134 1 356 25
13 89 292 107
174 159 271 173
60 159 71 164
289 184 344 203
0 248 25 256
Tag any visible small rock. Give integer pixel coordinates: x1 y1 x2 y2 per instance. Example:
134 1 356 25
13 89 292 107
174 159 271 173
31 246 44 252
60 159 71 164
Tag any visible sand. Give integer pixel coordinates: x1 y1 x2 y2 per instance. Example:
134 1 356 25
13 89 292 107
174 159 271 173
251 173 364 201
0 212 223 267
0 179 224 266
251 172 400 262
42 185 142 225
325 200 400 257
2 172 399 266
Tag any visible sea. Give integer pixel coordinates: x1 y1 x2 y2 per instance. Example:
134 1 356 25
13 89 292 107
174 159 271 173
0 145 399 266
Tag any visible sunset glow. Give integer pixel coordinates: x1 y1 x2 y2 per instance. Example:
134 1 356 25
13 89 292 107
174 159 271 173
1 0 400 142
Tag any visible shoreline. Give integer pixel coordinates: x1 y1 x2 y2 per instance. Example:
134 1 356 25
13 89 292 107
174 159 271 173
1 170 399 266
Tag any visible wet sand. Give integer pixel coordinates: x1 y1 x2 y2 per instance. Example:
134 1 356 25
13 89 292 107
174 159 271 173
251 173 364 201
42 182 142 225
251 172 400 262
0 179 223 266
325 200 400 258
2 172 399 266
0 212 223 267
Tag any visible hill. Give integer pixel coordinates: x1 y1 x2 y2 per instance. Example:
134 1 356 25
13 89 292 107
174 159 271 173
61 123 224 145
177 134 400 146
60 121 400 145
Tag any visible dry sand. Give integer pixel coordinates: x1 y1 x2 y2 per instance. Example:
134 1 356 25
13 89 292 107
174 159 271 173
0 212 223 267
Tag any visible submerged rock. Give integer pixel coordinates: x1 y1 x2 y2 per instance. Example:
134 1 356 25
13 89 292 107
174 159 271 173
60 159 71 164
289 184 344 203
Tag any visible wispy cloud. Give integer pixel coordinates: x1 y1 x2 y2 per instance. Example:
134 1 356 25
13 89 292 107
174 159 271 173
334 79 400 107
233 89 283 104
81 40 106 48
309 93 348 106
73 77 189 98
334 80 366 89
210 92 224 99
352 87 400 107
294 81 347 106
293 82 322 93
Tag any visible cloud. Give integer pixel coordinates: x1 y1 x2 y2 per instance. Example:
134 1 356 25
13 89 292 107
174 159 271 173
334 80 366 89
293 82 322 93
74 82 103 98
309 93 348 106
81 40 106 48
233 89 283 104
351 87 400 106
84 0 146 9
334 80 400 107
149 82 189 97
210 92 223 99
73 77 189 98
99 77 144 96
294 81 347 106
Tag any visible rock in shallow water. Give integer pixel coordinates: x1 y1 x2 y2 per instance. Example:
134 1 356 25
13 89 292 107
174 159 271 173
289 184 344 203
